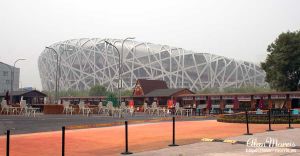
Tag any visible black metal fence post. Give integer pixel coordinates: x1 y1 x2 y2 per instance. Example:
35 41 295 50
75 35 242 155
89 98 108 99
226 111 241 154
244 111 252 135
62 126 65 156
266 109 273 131
121 121 132 155
169 116 179 146
6 130 10 156
287 109 293 129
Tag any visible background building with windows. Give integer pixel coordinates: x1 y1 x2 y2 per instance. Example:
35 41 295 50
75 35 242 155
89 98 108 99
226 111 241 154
38 38 266 92
0 62 20 92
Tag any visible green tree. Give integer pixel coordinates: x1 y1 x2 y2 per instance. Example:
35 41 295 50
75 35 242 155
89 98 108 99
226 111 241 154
121 89 133 96
106 92 119 107
89 85 107 96
261 30 300 91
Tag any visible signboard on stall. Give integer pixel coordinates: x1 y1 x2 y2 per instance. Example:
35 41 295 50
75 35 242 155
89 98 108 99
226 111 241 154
195 96 206 100
271 94 286 99
237 95 251 101
253 95 268 100
290 94 300 99
222 96 234 100
182 96 193 100
210 96 220 100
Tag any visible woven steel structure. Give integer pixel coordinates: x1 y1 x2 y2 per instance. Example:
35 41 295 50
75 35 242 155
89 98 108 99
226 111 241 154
38 38 266 91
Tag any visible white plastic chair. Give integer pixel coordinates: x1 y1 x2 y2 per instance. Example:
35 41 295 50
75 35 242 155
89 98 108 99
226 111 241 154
78 101 92 116
98 102 104 114
20 100 39 117
143 102 150 114
175 102 183 116
150 102 159 115
1 100 17 114
62 101 74 115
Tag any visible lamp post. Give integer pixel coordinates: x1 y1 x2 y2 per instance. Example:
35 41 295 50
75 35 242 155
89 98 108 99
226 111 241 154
105 41 122 107
46 47 59 104
121 37 135 90
105 37 135 108
11 59 26 104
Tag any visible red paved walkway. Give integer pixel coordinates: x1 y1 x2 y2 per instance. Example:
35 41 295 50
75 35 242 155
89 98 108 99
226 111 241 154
0 120 299 156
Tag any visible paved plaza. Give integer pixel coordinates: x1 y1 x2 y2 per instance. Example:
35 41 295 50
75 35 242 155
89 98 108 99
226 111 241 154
0 120 299 156
0 114 214 135
133 128 300 156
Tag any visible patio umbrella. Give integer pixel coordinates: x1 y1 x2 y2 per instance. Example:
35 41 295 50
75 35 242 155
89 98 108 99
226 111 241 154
233 96 239 110
206 97 212 110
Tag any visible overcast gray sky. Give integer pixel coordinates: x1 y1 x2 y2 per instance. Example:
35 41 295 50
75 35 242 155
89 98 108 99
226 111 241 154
0 0 299 90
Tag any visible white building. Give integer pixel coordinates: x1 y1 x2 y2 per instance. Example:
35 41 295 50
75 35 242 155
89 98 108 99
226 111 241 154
0 62 20 92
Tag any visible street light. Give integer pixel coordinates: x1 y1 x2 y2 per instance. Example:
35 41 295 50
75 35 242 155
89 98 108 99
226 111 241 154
121 37 135 89
11 58 26 104
46 46 59 104
104 41 122 107
105 37 135 108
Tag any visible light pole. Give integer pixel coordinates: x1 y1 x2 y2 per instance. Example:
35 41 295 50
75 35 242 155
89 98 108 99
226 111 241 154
105 37 135 107
105 41 121 107
121 37 135 90
11 59 26 104
46 46 59 104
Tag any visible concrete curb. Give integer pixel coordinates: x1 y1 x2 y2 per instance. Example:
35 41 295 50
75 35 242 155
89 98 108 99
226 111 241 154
66 115 214 130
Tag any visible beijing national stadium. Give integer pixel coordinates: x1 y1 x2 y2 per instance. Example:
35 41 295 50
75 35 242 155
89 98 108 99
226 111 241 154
38 38 266 92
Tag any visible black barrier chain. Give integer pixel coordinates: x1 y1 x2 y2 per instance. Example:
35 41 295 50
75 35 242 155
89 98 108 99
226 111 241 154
244 110 252 135
6 130 10 156
266 109 273 131
121 121 132 155
169 117 179 146
62 126 65 156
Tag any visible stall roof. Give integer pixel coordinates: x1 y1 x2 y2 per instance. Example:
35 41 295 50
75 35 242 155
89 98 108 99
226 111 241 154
144 88 193 97
0 90 47 97
178 91 300 97
136 79 168 95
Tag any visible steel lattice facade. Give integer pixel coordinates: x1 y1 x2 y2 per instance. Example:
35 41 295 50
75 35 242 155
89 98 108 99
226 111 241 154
38 38 266 92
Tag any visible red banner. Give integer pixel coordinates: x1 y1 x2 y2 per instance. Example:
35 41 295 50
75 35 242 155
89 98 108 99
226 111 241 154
167 99 173 108
129 100 134 108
